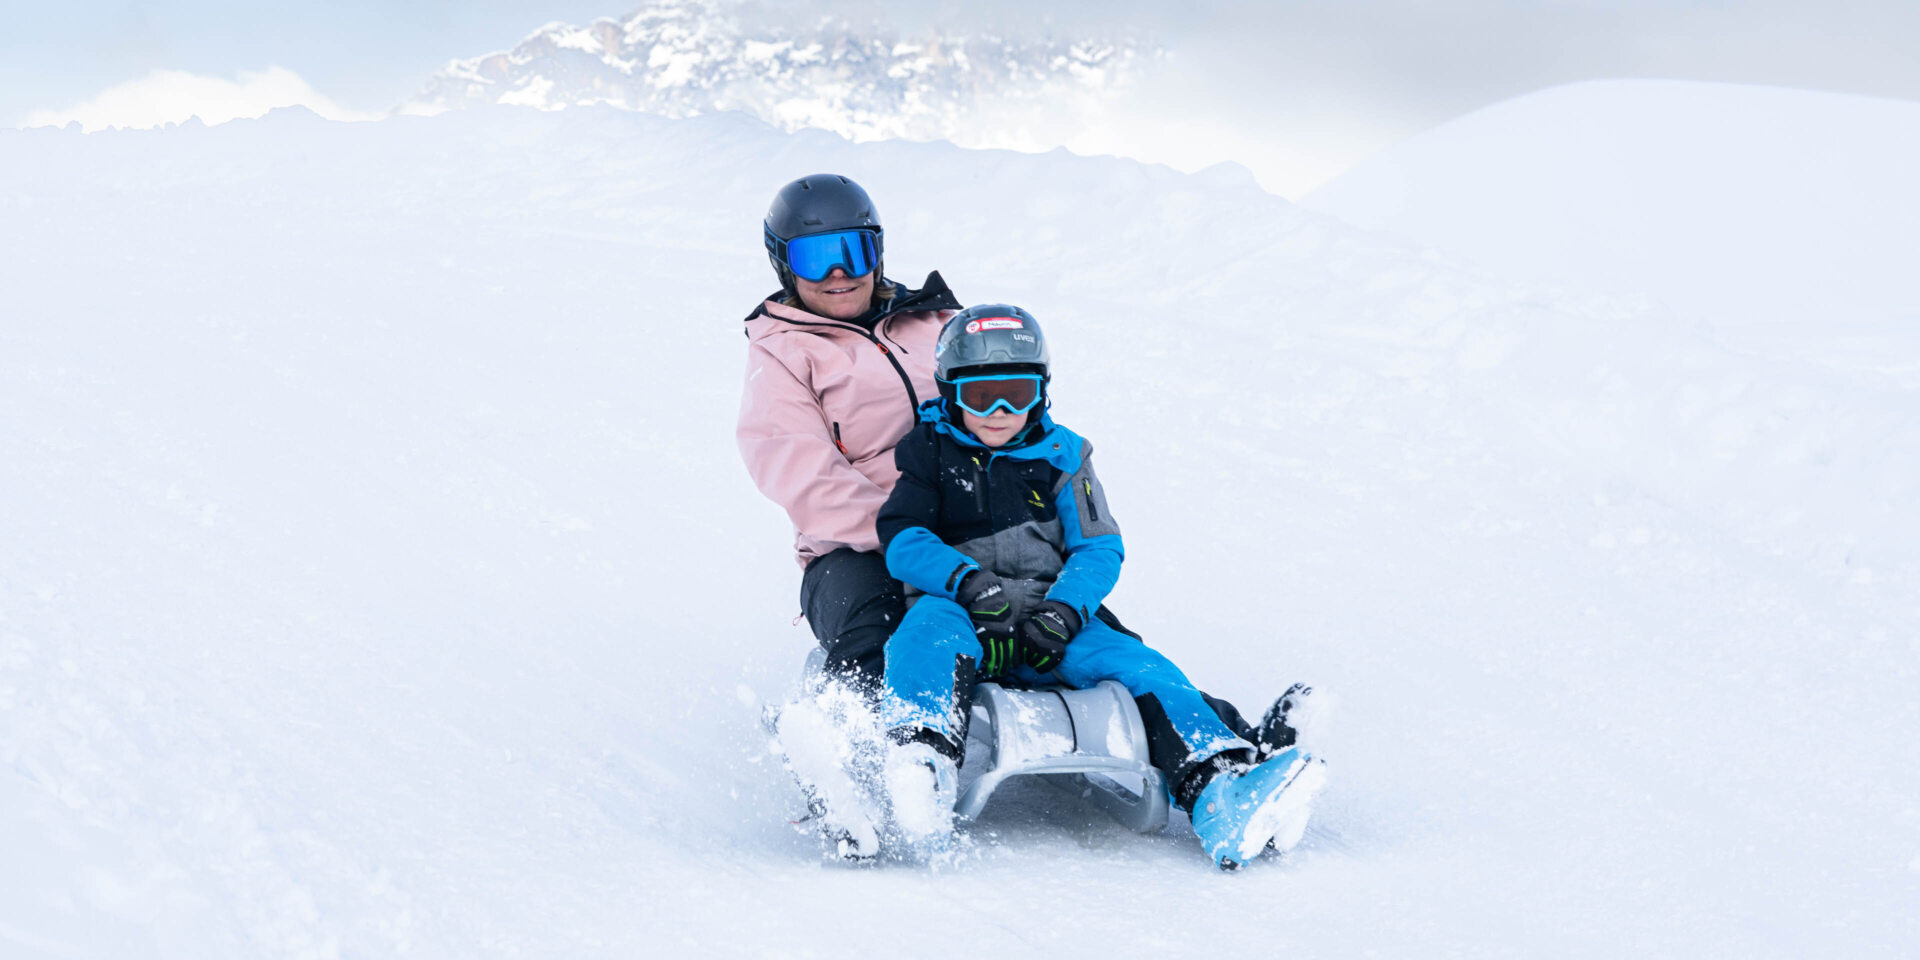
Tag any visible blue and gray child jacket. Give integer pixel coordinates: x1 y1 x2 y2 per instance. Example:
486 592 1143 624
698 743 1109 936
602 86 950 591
877 400 1257 790
876 400 1123 624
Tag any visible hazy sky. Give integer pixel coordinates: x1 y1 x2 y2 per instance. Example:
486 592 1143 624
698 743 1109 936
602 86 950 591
0 1 616 120
7 1 1918 194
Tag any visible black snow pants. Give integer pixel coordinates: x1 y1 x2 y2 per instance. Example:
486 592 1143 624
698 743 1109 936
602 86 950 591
799 548 905 689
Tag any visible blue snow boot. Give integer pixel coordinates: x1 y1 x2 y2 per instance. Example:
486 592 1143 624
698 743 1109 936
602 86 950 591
1189 746 1329 871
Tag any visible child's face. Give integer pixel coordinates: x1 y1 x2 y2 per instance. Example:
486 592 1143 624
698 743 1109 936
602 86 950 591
961 407 1025 447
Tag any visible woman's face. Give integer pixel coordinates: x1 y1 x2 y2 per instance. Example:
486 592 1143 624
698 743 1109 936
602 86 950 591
793 266 875 321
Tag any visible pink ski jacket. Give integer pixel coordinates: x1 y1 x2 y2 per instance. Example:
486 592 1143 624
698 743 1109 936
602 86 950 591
737 273 962 566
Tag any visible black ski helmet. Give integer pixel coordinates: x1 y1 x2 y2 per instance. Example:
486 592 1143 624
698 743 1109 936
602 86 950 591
935 304 1052 406
763 174 884 288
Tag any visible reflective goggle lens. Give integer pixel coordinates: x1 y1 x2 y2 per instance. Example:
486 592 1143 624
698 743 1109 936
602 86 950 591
953 374 1043 417
783 229 879 282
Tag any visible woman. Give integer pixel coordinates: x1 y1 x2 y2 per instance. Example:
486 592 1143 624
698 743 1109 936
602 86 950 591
736 173 961 686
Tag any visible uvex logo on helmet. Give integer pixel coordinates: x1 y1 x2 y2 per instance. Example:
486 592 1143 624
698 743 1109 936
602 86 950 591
964 317 1024 334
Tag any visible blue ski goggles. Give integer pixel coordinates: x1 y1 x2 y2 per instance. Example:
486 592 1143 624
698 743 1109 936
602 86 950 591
947 373 1045 418
766 228 882 282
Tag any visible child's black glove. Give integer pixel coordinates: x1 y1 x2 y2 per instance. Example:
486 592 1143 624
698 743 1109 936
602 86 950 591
1017 601 1082 673
975 628 1021 677
955 570 1012 623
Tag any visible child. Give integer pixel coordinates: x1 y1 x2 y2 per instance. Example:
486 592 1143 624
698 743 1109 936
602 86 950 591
875 303 1327 869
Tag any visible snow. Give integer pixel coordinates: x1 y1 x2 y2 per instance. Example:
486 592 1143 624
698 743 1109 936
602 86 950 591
22 67 373 132
549 26 610 55
1303 79 1920 330
2 100 1917 958
496 75 557 110
741 39 792 63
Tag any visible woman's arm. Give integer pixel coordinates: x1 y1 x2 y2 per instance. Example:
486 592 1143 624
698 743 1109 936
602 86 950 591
737 342 891 552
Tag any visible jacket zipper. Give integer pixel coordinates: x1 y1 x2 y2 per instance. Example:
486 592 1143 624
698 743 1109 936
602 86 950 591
973 454 990 515
832 422 849 457
1084 478 1100 523
879 322 910 355
776 317 920 413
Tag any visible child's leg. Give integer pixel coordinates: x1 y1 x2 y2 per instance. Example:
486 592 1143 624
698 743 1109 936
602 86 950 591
1050 621 1253 788
880 597 982 755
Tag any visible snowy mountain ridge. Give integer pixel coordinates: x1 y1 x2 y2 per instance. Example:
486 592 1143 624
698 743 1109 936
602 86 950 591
401 0 1154 150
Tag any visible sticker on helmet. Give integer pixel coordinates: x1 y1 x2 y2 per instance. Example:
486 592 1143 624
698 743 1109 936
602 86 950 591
978 318 1024 330
964 320 980 334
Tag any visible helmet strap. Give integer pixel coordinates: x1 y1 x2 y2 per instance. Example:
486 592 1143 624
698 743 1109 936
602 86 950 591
771 257 798 299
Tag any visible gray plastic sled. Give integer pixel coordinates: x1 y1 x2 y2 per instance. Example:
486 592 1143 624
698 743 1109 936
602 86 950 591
956 680 1170 833
797 648 1169 832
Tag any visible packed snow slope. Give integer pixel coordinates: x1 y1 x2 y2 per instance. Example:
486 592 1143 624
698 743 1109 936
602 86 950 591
1305 80 1920 330
3 105 1917 959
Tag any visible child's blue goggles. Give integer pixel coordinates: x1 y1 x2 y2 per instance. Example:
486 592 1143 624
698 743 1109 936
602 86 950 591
766 228 882 282
948 373 1045 418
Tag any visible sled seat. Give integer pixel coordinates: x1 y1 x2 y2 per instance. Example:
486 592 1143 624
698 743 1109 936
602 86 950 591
956 680 1169 833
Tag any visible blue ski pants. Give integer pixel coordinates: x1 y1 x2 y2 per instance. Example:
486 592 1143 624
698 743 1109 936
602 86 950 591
881 596 1251 771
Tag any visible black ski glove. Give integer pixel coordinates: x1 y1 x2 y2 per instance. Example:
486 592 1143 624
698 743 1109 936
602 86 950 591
954 570 1012 624
976 628 1021 677
1017 601 1082 673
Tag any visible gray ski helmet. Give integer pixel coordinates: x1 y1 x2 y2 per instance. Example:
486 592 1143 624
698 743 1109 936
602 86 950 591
763 174 883 279
935 304 1051 382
